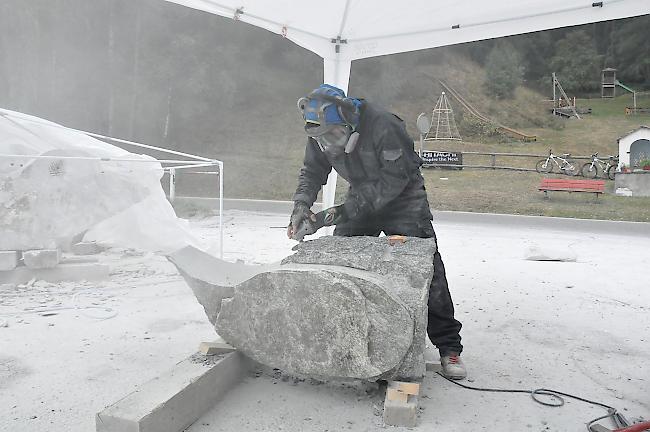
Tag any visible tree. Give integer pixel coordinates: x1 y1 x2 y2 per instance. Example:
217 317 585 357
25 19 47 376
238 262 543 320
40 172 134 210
510 31 554 90
608 15 650 86
484 41 524 98
550 30 602 94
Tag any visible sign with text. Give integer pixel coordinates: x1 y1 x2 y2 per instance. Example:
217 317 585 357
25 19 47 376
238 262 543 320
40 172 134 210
421 151 462 169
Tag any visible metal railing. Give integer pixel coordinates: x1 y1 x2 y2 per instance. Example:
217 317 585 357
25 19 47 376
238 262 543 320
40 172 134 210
421 150 595 172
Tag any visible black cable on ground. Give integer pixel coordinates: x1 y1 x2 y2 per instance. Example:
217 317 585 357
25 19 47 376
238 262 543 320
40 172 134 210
435 372 625 431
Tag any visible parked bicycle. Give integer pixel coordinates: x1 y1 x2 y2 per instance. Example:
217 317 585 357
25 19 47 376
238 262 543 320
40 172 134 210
581 152 619 180
535 149 579 176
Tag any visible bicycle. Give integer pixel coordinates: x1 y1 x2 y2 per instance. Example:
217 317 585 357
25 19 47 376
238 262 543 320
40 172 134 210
581 152 619 180
535 149 579 176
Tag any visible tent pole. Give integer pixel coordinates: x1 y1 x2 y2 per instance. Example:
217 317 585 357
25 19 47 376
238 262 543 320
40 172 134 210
321 56 352 225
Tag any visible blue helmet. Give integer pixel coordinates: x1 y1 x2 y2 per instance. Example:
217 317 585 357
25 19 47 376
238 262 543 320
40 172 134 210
297 84 361 137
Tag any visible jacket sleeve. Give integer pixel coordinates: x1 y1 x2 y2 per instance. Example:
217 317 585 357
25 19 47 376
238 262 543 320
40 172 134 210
292 138 332 207
343 118 412 220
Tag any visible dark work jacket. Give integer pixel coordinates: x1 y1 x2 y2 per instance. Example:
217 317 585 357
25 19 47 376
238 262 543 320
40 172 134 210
292 101 433 224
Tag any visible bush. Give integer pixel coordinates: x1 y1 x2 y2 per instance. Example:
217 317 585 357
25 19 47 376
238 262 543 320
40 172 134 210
459 115 496 138
484 41 525 98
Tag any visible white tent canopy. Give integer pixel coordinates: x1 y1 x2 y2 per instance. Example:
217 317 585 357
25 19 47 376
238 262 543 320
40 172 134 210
163 0 649 207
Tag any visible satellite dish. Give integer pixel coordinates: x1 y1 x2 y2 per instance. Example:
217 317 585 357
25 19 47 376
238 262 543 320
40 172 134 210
416 113 430 135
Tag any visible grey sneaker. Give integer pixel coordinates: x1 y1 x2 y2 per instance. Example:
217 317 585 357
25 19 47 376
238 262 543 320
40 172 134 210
440 353 467 380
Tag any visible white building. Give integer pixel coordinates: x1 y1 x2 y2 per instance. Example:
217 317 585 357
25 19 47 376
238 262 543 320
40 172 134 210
618 126 650 169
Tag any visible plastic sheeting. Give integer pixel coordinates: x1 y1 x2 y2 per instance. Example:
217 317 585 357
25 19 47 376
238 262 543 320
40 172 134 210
0 108 200 253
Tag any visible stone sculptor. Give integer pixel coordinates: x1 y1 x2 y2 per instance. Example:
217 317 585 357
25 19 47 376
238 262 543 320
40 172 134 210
287 84 467 380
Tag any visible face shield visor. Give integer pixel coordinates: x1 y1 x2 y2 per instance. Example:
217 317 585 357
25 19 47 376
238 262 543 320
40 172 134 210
311 124 351 157
298 95 355 157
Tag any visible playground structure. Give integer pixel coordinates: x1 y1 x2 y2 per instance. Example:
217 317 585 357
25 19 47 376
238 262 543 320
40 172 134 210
439 80 537 142
615 79 636 110
551 72 582 119
424 91 462 142
601 68 618 98
602 68 648 115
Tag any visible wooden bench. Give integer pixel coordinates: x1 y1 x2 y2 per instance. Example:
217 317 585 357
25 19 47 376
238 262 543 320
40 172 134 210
539 178 605 198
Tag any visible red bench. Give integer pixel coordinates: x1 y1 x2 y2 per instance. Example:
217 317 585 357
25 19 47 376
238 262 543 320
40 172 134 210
539 178 605 198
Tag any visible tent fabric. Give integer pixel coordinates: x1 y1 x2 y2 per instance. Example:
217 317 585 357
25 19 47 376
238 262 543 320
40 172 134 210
163 1 649 62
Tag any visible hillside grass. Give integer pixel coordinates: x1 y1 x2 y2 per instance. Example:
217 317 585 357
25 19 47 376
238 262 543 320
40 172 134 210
422 92 650 222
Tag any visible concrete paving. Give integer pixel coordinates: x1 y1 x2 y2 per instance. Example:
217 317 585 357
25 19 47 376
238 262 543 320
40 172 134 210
1 209 648 432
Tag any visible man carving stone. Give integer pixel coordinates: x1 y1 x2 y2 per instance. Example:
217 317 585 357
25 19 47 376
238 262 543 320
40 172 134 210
287 84 466 380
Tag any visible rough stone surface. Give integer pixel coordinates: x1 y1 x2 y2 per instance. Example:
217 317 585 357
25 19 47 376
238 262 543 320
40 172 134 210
168 246 263 325
170 236 436 381
216 266 415 380
282 236 436 380
0 251 19 271
22 249 61 269
71 241 106 255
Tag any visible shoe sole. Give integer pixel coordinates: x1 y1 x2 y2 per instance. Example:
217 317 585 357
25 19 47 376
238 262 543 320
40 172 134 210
447 375 466 380
441 372 466 380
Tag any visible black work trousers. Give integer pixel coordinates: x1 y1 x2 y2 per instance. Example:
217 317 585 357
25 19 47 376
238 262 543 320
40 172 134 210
334 219 463 356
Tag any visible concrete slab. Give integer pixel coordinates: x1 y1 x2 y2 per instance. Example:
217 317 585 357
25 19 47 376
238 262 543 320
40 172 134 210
23 249 61 269
198 341 235 356
96 352 251 432
0 262 110 284
615 171 650 197
0 251 19 271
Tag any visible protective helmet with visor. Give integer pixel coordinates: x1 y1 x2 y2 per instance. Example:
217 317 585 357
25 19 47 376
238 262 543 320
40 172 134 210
297 85 361 156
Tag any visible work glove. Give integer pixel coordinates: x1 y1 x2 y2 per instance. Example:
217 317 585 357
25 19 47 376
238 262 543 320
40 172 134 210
287 201 316 241
287 203 349 241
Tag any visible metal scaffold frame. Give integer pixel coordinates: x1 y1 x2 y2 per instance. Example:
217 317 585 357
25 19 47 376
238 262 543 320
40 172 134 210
424 91 462 142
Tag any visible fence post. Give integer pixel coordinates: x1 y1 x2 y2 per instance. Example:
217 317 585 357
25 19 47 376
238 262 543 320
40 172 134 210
491 154 496 169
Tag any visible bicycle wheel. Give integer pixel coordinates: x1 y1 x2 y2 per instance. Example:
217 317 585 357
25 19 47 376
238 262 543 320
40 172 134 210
581 162 598 178
563 160 580 176
536 159 553 173
607 165 617 180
